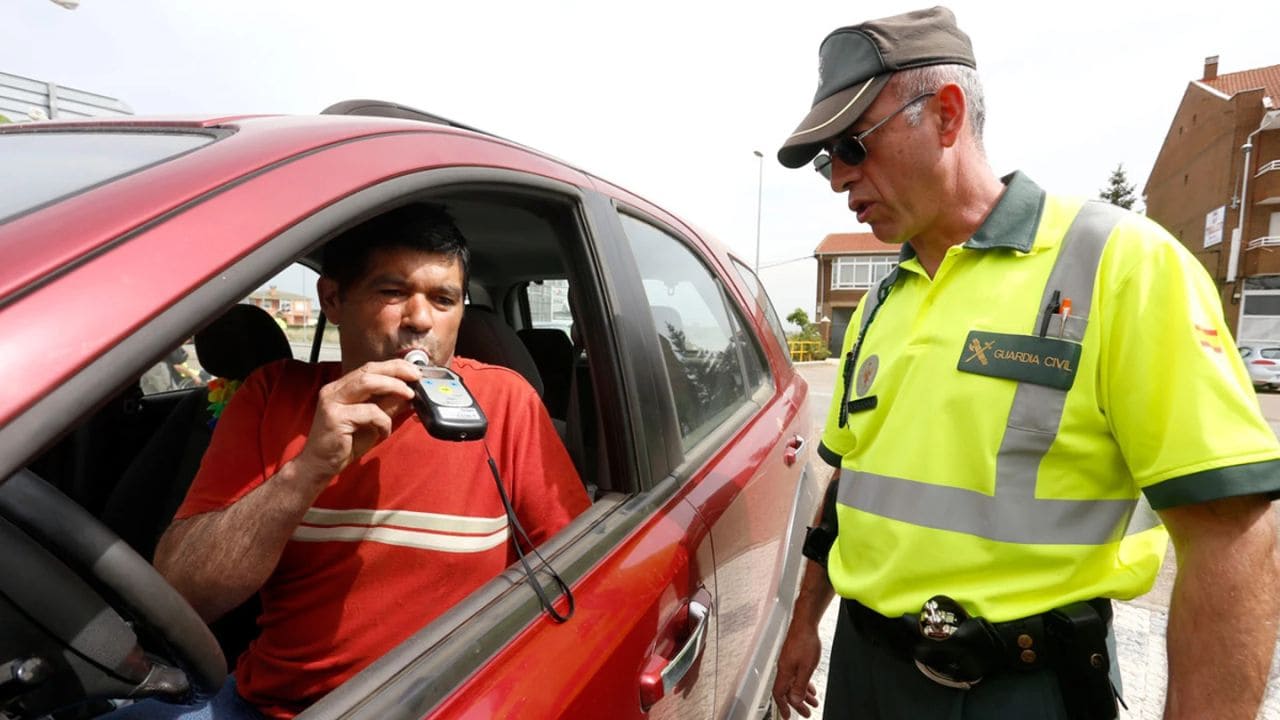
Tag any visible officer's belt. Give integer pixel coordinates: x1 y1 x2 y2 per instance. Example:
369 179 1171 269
842 597 1112 675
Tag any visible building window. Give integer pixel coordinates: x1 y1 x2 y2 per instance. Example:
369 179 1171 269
832 256 896 290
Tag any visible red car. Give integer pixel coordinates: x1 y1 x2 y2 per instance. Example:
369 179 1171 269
0 101 820 719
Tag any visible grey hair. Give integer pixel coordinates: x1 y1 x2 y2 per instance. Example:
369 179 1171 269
892 64 986 154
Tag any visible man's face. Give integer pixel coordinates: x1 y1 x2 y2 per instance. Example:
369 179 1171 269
826 89 940 244
319 247 466 373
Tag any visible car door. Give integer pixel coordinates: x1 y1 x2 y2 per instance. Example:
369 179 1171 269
606 211 816 719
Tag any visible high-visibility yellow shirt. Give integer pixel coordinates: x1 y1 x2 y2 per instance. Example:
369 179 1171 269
819 172 1280 622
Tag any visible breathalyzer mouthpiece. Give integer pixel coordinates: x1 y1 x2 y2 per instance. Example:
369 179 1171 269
403 348 431 369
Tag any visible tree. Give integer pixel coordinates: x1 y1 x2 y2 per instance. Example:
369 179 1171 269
786 308 810 333
1099 164 1137 210
785 307 831 361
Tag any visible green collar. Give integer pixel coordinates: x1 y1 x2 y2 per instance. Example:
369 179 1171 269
963 171 1046 252
895 171 1045 264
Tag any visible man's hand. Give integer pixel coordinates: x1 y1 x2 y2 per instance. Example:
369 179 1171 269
772 616 822 718
293 359 419 482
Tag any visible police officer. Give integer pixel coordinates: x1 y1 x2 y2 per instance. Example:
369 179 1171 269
770 7 1280 719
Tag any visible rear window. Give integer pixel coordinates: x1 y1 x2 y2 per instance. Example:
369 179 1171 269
0 131 215 222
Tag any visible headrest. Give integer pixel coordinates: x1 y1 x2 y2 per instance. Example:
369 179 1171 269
455 306 543 396
195 304 293 381
517 328 575 365
650 305 685 337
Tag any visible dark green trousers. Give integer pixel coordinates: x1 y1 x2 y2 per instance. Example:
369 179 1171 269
823 600 1121 719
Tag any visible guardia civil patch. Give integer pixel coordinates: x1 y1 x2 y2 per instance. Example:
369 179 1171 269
957 330 1081 390
856 354 878 396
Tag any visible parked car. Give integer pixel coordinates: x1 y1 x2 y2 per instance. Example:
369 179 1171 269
1239 340 1280 390
0 101 818 719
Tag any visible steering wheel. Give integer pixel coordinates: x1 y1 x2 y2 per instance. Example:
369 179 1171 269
0 469 225 715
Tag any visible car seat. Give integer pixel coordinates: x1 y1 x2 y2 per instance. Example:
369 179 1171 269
454 305 544 397
517 328 575 420
100 303 292 668
102 304 293 558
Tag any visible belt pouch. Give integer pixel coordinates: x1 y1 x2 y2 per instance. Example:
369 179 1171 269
1045 602 1118 720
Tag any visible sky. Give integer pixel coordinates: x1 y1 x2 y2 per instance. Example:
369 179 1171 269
4 0 1278 325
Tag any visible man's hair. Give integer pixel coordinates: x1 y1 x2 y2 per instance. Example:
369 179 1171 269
893 64 987 156
321 204 470 292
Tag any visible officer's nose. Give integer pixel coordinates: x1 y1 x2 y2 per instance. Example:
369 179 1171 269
829 156 863 194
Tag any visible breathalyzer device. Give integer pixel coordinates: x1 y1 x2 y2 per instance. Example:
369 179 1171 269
403 349 488 441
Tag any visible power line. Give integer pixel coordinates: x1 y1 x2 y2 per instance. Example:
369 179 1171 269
758 255 815 270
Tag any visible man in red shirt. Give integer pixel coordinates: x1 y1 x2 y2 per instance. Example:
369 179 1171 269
111 204 590 719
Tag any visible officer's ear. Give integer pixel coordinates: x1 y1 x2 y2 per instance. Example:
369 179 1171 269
935 83 967 150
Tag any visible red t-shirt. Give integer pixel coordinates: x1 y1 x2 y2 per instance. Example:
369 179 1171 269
175 357 589 718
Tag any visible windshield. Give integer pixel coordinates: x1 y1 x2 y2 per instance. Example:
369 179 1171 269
0 130 215 222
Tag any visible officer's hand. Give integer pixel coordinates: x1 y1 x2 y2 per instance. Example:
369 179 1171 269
772 619 821 719
294 360 418 482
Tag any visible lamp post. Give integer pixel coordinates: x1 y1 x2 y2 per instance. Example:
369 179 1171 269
753 150 764 274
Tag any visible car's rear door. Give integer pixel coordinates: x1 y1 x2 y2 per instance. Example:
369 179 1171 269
601 206 818 719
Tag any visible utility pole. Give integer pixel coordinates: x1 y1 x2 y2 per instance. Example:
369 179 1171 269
753 150 764 273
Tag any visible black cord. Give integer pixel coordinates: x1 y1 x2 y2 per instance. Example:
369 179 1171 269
838 275 895 428
483 443 574 624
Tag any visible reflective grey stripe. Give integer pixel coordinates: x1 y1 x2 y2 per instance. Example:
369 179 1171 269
839 202 1162 545
839 469 1152 544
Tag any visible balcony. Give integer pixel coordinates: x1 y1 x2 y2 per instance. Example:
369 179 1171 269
1244 237 1280 277
1254 160 1280 207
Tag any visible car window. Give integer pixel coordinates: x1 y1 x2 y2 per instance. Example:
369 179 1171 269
246 263 340 363
139 340 209 396
526 278 574 339
617 213 770 448
136 263 334 397
0 131 215 222
730 257 790 361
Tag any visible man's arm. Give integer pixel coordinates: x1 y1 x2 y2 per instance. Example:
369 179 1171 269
154 360 418 622
771 466 839 720
1160 493 1280 720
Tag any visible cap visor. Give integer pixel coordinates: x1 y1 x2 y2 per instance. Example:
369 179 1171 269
777 74 890 168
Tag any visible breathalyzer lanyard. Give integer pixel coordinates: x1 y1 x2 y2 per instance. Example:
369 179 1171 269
837 271 896 428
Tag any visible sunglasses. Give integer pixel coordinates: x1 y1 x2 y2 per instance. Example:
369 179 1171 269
813 91 936 180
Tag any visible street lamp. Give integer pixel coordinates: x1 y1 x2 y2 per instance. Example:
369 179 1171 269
753 150 764 274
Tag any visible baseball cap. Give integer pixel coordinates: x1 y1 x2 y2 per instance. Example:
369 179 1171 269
777 6 977 168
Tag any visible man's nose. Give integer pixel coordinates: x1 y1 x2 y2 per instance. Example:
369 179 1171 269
829 157 861 193
403 293 434 333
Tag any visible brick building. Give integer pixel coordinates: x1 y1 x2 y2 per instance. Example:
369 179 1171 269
813 232 898 354
246 287 313 328
1144 56 1280 340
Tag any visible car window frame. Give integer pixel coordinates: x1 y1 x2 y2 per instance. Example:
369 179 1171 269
728 255 792 366
297 182 706 718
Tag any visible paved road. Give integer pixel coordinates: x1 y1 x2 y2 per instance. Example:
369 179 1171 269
792 361 1280 719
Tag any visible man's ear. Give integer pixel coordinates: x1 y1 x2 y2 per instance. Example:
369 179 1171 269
935 83 967 149
317 277 342 324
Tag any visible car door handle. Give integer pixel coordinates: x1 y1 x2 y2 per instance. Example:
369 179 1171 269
784 434 806 467
638 592 713 710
